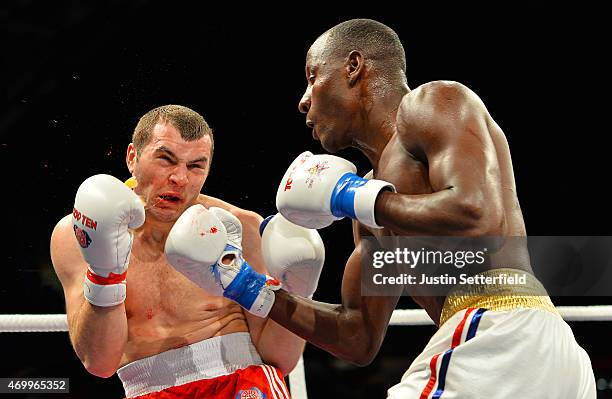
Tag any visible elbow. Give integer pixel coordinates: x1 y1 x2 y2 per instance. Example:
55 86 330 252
279 364 297 378
82 358 118 379
337 327 381 367
259 348 302 377
74 338 123 379
345 349 377 367
275 357 301 377
340 340 380 367
456 198 502 236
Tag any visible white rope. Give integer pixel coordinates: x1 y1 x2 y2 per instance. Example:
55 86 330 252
0 314 69 332
557 306 612 321
390 309 435 326
1 306 611 332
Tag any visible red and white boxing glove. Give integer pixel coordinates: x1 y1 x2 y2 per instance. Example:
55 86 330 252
73 174 145 307
276 151 395 229
259 213 324 298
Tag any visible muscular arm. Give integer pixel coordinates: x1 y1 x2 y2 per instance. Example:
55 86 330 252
376 81 504 236
50 215 128 378
268 235 400 366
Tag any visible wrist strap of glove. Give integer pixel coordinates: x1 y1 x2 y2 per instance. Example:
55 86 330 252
83 268 127 307
222 260 281 317
330 172 396 229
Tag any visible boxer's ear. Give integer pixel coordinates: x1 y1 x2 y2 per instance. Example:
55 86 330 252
126 143 137 174
346 50 364 86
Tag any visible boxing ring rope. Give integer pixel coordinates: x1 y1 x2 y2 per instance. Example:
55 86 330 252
2 306 611 399
4 306 612 332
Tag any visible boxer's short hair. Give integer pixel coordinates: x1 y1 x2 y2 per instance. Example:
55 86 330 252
133 104 214 159
325 19 406 79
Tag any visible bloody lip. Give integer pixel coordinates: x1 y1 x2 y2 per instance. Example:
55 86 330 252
156 193 182 206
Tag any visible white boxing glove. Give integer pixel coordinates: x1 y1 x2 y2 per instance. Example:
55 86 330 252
208 207 281 317
276 151 395 229
73 174 145 307
259 213 324 298
165 204 229 295
165 205 280 317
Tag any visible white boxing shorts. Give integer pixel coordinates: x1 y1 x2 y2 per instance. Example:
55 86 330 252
388 269 596 398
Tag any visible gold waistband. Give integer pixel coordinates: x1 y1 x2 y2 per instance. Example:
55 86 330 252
439 268 559 326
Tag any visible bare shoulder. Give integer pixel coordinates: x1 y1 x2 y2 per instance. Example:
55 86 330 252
50 214 77 265
196 194 263 229
396 81 488 151
399 81 486 123
50 214 87 288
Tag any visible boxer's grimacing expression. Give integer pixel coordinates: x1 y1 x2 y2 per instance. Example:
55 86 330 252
126 121 212 223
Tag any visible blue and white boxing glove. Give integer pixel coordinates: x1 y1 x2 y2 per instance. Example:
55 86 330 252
165 204 280 317
165 204 229 296
165 205 281 317
209 207 281 317
276 151 395 229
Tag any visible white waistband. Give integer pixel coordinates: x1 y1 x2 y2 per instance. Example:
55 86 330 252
117 332 262 398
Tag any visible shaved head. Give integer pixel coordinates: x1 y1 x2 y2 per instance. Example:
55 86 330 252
318 19 406 81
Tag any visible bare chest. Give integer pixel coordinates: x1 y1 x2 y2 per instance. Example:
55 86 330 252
124 246 239 329
126 256 184 319
376 135 432 197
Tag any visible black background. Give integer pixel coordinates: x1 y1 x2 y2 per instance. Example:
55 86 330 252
2 2 611 398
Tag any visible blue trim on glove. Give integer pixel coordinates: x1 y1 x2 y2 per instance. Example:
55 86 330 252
330 172 368 219
259 215 275 236
222 261 267 310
